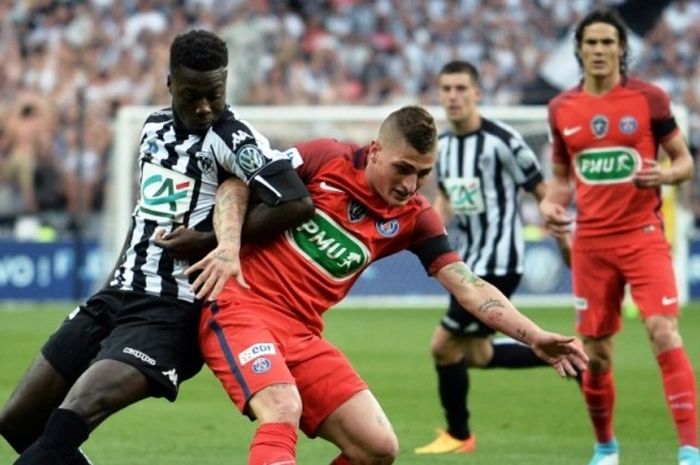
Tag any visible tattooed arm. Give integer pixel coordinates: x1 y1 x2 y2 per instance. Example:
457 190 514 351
435 261 588 377
186 177 250 300
185 176 314 301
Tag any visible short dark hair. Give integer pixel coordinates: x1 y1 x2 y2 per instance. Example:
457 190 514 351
381 106 437 155
574 8 629 74
438 60 480 87
170 29 228 72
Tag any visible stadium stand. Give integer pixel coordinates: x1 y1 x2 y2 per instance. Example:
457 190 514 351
0 0 699 236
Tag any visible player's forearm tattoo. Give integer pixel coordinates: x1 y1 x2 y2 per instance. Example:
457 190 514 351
446 263 485 287
214 183 245 243
515 328 528 343
477 298 504 314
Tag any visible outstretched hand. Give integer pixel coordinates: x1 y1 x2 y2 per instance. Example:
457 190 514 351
185 242 249 301
530 332 588 378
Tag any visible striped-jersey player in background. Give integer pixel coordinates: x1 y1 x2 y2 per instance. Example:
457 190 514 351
416 60 570 455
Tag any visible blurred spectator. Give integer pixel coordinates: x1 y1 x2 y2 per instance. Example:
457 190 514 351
0 0 699 234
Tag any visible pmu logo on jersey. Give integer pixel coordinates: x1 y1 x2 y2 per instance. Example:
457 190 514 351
375 219 399 237
287 210 370 281
574 147 641 184
236 144 265 178
590 114 609 139
619 116 638 135
347 200 368 223
139 163 194 221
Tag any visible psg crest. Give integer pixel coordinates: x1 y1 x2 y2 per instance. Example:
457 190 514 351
376 219 399 237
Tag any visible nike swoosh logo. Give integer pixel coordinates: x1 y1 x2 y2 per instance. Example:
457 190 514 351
668 392 690 401
562 126 581 137
661 296 677 306
319 181 344 193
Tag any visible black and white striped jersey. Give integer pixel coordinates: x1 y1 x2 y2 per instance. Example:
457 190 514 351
436 117 543 277
109 106 290 303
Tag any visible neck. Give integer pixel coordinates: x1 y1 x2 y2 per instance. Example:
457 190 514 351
451 112 481 136
583 72 621 96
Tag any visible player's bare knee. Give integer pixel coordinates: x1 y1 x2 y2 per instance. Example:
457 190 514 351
250 384 302 426
351 432 399 465
645 316 681 353
462 338 492 367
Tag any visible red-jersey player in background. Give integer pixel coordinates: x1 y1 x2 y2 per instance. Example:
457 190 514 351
540 8 698 465
189 105 588 465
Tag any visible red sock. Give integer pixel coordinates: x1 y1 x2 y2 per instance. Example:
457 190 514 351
657 347 698 447
249 422 298 465
582 370 615 443
330 454 352 465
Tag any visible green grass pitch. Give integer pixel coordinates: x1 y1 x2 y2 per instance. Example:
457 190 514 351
1 303 698 464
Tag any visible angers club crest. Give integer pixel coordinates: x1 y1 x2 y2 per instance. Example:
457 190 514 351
195 151 215 175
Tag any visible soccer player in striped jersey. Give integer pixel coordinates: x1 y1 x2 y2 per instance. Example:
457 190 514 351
190 105 587 465
415 60 569 455
542 9 698 465
2 30 313 465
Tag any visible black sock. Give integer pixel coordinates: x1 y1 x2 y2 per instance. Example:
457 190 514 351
487 340 548 368
15 409 90 464
436 359 470 440
42 409 89 453
13 440 63 465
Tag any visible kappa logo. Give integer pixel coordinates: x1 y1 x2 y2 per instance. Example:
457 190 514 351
162 368 178 387
230 129 252 150
123 347 156 366
562 126 582 137
347 200 368 223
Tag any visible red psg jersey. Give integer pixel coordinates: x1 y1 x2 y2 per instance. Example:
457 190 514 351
230 139 459 332
548 77 679 243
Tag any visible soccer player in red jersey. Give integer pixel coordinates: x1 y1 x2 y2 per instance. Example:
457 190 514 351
540 9 698 465
190 105 588 465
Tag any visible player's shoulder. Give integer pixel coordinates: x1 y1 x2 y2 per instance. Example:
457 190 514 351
548 85 581 108
622 76 669 100
144 107 174 124
481 117 524 141
211 106 257 136
296 138 359 159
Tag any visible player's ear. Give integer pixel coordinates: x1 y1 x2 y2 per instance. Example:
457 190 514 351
167 74 172 94
369 140 381 163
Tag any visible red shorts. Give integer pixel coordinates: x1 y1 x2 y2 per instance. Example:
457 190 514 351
199 295 367 436
572 226 679 337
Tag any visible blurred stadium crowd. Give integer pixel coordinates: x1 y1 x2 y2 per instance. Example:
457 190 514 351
1 0 699 236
